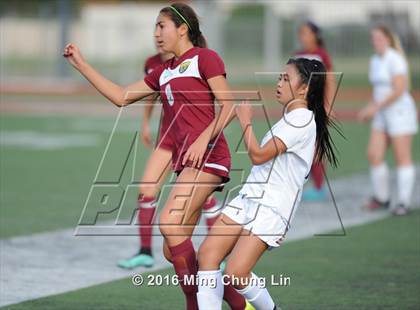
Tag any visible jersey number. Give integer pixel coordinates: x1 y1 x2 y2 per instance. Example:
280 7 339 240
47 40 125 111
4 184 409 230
165 83 174 106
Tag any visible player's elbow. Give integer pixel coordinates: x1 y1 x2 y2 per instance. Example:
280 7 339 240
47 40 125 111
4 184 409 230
111 100 124 107
111 96 130 107
249 153 266 165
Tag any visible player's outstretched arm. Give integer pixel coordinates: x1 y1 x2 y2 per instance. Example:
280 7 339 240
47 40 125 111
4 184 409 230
63 43 155 107
236 101 286 165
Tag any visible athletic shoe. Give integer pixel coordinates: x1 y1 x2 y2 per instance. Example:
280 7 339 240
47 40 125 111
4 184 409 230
245 300 256 310
117 253 154 269
302 186 327 202
366 198 390 210
392 204 409 216
273 305 282 310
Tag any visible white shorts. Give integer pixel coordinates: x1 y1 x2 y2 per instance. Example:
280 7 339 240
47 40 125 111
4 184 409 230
371 98 418 136
221 195 290 249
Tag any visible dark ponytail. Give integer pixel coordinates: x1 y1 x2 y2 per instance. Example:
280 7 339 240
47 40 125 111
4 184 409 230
160 3 207 48
287 57 341 167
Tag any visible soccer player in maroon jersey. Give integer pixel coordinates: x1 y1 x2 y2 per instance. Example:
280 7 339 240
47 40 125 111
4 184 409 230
118 44 223 270
64 3 249 309
295 21 336 202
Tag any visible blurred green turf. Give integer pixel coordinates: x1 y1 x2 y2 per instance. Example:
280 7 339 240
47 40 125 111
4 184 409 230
0 114 419 238
4 210 419 310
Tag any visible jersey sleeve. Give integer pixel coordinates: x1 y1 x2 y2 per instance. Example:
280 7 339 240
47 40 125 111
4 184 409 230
144 64 164 91
320 49 333 71
198 48 226 80
143 58 151 75
271 112 313 150
388 51 408 76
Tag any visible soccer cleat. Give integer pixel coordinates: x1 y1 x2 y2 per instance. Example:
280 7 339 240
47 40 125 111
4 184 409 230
302 186 327 202
273 305 282 310
392 204 409 216
117 253 154 269
245 300 256 310
366 197 390 210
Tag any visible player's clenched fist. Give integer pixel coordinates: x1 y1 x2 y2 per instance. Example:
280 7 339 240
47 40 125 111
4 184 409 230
63 43 86 70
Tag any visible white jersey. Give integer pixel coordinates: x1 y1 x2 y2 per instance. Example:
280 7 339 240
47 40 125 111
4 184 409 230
369 47 413 106
369 47 418 136
239 108 316 218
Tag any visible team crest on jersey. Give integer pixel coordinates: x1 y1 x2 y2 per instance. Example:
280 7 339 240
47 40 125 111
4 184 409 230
179 61 191 73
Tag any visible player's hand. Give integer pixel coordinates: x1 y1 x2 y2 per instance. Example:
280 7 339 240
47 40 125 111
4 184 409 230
63 43 86 70
236 100 253 126
357 102 379 122
141 122 153 149
182 135 208 169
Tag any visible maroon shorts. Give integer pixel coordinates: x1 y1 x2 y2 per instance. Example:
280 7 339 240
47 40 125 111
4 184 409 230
173 145 231 192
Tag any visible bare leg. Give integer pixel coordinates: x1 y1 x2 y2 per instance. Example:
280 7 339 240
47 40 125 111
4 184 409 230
224 231 268 290
197 214 243 270
158 167 222 310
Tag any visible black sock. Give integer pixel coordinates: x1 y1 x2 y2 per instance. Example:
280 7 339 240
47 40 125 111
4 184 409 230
139 247 152 256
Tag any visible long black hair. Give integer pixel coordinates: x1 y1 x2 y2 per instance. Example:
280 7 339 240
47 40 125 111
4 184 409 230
160 3 207 48
287 57 340 167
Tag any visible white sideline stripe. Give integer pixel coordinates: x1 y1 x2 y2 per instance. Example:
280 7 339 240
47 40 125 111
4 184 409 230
1 167 419 307
0 131 100 150
204 163 229 173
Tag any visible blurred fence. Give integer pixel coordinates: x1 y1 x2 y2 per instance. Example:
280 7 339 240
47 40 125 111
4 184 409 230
1 0 419 88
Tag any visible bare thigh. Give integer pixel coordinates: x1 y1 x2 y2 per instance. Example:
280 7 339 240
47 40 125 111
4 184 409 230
139 147 172 197
160 167 222 247
197 214 243 270
367 128 389 165
224 231 268 289
390 135 413 166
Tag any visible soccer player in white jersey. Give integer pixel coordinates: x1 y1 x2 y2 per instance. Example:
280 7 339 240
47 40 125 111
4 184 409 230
358 25 418 216
196 58 340 310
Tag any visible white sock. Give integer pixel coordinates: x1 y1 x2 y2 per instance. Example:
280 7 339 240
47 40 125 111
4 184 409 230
397 165 416 206
197 270 223 310
370 163 390 202
236 272 275 310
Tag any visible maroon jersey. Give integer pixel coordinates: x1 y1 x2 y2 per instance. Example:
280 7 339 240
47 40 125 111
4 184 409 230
295 47 333 71
144 54 164 75
144 53 174 152
144 47 231 185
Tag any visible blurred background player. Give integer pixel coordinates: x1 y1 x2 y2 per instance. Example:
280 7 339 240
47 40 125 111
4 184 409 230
358 25 418 216
295 21 336 202
117 42 222 270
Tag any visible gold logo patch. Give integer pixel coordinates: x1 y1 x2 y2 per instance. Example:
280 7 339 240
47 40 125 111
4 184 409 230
179 61 191 73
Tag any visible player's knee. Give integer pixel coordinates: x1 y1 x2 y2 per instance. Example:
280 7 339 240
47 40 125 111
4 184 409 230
197 242 221 269
158 222 171 237
159 212 182 237
367 148 382 165
394 153 412 166
139 185 158 198
223 263 248 284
